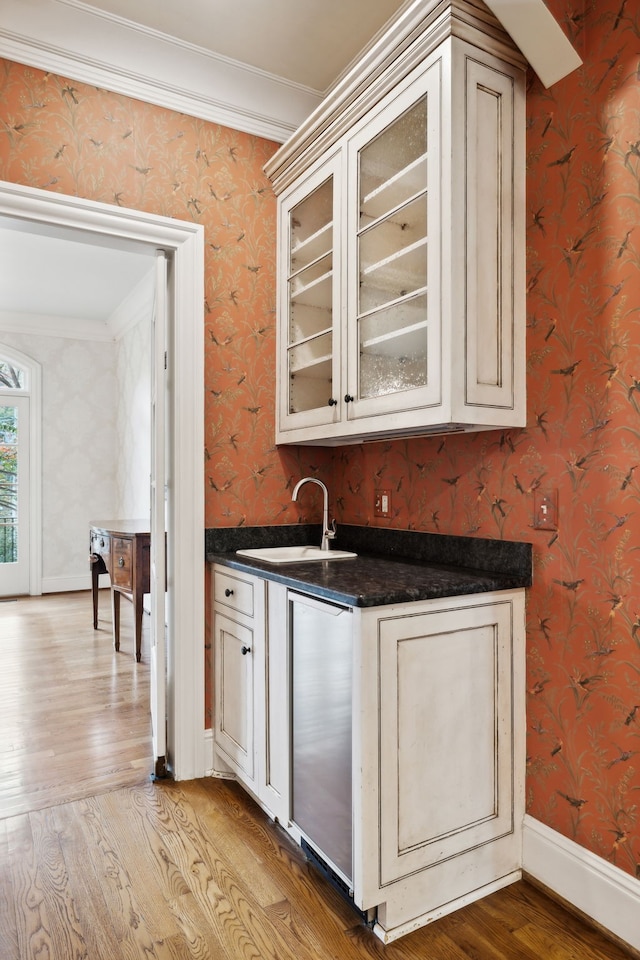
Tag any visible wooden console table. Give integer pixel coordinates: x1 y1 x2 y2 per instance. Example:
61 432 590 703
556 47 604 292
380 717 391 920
89 520 150 662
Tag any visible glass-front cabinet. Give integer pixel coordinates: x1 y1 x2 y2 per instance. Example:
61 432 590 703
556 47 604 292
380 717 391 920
280 156 341 431
271 9 526 445
347 76 441 421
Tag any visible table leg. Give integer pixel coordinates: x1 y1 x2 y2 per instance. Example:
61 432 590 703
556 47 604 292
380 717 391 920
91 556 99 629
111 588 121 652
134 594 144 663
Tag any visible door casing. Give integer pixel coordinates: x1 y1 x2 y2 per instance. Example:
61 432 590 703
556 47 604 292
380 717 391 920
0 180 206 781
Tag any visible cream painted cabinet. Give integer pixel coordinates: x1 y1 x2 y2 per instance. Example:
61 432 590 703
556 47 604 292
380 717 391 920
268 1 526 445
212 568 525 943
353 590 526 942
213 567 261 790
212 566 289 823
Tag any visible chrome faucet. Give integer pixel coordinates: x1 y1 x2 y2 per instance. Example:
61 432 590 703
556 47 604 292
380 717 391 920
291 477 337 551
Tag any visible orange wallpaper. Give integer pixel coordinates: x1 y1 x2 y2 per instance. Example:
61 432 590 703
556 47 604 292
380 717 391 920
1 0 639 881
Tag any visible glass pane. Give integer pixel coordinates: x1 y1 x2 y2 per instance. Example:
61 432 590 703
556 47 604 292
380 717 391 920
287 175 334 416
288 333 333 414
290 178 333 273
0 360 24 389
0 404 18 563
289 252 333 342
359 193 427 313
356 95 428 403
359 97 427 229
359 294 428 399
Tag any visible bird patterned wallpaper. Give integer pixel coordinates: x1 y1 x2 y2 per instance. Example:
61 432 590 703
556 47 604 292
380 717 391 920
1 0 639 883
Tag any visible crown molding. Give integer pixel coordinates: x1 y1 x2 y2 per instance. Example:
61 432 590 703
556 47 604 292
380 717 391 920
0 0 323 143
0 310 114 342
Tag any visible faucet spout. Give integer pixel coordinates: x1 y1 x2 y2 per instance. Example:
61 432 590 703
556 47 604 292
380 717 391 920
291 477 337 551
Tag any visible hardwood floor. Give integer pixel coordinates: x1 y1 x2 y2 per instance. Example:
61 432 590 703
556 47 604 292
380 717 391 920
1 776 635 960
0 590 152 819
0 593 635 959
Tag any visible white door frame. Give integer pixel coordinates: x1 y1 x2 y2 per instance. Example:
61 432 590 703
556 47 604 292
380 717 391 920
0 180 206 782
0 344 42 596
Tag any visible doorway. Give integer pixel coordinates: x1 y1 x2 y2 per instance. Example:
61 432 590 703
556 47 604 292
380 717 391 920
0 180 206 782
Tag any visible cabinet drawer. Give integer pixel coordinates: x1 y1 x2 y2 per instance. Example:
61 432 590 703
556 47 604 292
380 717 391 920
91 532 110 559
214 570 255 618
112 537 133 590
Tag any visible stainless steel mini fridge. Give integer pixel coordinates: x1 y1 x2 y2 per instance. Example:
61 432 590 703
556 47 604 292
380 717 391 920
290 591 353 883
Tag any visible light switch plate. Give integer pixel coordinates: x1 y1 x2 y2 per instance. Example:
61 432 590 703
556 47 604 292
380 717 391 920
374 489 392 518
533 488 558 530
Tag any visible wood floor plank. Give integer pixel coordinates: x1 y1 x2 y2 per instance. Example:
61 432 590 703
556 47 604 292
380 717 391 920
170 778 288 909
74 793 168 958
51 801 126 960
0 819 20 960
28 806 89 960
99 788 185 941
166 890 229 960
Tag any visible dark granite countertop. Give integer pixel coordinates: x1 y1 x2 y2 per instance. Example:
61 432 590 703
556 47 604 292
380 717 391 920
206 524 532 608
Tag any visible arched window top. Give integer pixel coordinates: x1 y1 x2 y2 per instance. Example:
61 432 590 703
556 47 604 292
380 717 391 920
0 358 25 390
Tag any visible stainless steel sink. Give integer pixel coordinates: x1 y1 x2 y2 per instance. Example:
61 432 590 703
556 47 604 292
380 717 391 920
236 545 357 564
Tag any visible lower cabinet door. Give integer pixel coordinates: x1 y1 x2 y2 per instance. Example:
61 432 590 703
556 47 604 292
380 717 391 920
214 613 255 785
377 598 515 884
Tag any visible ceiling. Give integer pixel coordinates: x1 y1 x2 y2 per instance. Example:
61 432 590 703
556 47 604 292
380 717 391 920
0 219 155 340
0 0 408 340
81 0 409 93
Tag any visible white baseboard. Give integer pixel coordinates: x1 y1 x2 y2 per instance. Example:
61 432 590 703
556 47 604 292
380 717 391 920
41 574 96 593
523 814 640 952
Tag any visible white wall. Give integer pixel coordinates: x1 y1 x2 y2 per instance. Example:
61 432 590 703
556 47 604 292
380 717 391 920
0 330 118 591
0 264 154 592
115 310 152 520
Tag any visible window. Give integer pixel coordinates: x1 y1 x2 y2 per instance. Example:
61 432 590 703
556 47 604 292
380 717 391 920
0 357 27 566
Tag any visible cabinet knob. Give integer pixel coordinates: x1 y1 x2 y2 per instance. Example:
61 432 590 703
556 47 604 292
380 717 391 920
344 394 354 403
118 557 125 567
224 588 234 597
327 397 337 406
241 645 251 656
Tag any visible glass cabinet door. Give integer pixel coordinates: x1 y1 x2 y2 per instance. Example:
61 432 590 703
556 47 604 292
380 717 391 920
349 82 438 413
285 174 335 417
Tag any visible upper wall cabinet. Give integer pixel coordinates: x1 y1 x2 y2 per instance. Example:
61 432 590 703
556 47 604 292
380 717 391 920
265 0 527 446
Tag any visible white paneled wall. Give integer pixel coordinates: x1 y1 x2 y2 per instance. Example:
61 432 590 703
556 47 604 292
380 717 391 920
0 330 118 591
1 269 153 592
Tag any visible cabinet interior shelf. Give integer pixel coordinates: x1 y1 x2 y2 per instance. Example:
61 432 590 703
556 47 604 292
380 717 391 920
361 153 427 221
360 318 428 359
288 325 332 350
290 269 332 308
291 221 332 266
289 350 332 378
361 237 427 291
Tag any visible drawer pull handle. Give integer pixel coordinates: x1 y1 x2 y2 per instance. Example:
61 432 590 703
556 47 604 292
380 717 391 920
241 646 251 656
224 588 234 597
118 557 125 567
